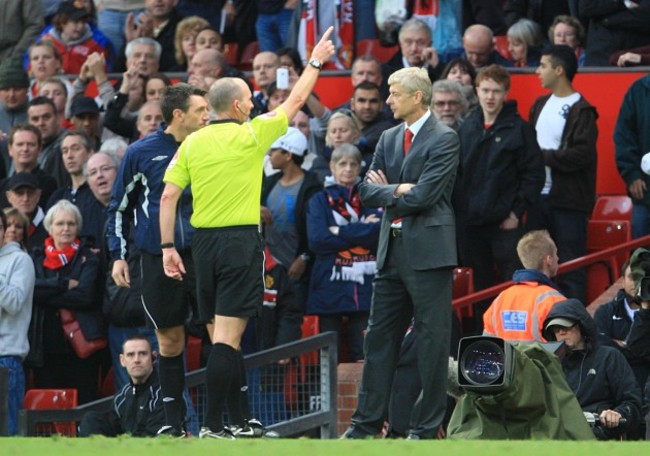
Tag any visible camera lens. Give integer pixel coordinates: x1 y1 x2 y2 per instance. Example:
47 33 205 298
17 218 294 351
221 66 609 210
460 340 505 386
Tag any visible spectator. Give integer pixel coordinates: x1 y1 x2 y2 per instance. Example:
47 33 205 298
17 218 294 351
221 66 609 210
177 0 232 31
255 0 296 52
28 199 105 405
27 41 73 100
462 24 512 69
0 209 35 436
504 0 570 34
86 150 118 207
306 144 381 361
95 0 145 53
0 0 44 61
0 57 30 148
548 15 587 67
440 57 478 112
430 80 468 131
39 78 71 127
252 51 280 113
98 137 128 161
543 298 642 440
70 96 103 150
71 51 116 113
173 16 210 71
78 336 165 437
615 71 650 238
454 65 544 298
578 0 650 67
119 0 182 72
349 82 394 153
527 45 598 304
195 27 225 53
188 49 227 91
507 18 544 67
3 207 30 250
276 47 305 75
595 261 650 404
2 124 58 208
261 128 322 310
3 173 48 250
46 130 107 248
381 18 443 92
27 96 67 186
311 111 365 183
40 0 112 74
483 229 565 341
144 72 172 102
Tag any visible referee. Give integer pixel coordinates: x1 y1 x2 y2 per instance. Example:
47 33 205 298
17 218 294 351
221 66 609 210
160 29 335 439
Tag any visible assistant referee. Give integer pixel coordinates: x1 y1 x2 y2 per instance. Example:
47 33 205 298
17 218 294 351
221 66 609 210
159 28 336 439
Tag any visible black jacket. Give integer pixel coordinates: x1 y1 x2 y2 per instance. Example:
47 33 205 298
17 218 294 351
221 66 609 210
543 299 642 438
455 100 545 226
529 94 598 213
594 289 650 390
113 369 165 436
261 170 322 261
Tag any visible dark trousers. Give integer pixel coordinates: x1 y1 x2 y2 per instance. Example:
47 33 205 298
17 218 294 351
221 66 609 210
526 196 588 303
319 312 369 362
350 235 452 438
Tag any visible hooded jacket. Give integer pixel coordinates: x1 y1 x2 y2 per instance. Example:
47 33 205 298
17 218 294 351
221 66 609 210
0 241 35 359
542 299 642 437
42 24 112 74
529 94 598 213
455 100 545 226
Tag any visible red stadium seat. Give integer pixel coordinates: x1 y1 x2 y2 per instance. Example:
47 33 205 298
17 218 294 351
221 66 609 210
237 41 259 71
591 195 633 223
494 35 512 61
23 389 78 437
99 367 115 398
452 266 475 319
355 39 399 63
186 335 203 372
224 42 239 67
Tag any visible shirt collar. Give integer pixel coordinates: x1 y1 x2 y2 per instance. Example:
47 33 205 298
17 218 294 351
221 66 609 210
406 109 431 138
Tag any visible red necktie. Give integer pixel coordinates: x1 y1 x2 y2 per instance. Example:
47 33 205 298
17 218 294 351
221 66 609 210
404 128 414 155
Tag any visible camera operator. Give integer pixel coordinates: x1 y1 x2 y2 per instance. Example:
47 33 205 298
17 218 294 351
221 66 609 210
623 248 650 440
542 298 642 440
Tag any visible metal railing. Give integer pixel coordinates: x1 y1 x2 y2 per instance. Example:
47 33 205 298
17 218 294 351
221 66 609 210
16 332 338 438
452 234 650 315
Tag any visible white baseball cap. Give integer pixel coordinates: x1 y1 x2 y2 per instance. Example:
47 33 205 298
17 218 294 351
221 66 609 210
270 127 308 157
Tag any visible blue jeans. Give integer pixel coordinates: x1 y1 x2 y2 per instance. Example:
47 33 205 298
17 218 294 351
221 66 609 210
0 356 25 436
255 9 294 52
632 203 650 239
98 9 145 54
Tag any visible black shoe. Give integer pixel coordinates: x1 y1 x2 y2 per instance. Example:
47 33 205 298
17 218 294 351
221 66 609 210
156 425 187 438
340 427 372 439
199 426 236 440
229 419 280 438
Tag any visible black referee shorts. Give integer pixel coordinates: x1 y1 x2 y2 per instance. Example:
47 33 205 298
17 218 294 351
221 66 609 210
140 250 197 330
192 226 264 322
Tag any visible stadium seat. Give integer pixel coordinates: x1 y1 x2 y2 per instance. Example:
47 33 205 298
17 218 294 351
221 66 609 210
585 220 631 303
494 35 512 61
23 389 78 437
238 41 259 71
591 195 633 223
99 367 115 398
186 335 203 372
224 42 239 67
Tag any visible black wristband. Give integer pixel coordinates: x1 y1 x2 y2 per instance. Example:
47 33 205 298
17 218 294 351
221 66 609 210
160 242 175 249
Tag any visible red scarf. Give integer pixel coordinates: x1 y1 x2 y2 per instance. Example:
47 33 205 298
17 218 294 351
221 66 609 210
43 236 80 270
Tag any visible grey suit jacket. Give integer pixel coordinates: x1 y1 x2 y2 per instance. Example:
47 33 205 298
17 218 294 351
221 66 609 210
359 115 460 271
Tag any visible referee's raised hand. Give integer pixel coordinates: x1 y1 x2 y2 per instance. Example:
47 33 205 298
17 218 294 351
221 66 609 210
311 26 336 64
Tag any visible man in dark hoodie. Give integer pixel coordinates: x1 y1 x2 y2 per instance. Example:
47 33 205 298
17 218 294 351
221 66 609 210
455 64 545 298
483 229 565 341
543 298 642 440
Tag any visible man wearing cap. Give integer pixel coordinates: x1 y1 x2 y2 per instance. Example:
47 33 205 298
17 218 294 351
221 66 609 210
4 172 47 249
483 229 565 342
261 127 322 305
0 57 30 140
1 124 58 209
71 96 103 151
615 71 650 238
543 298 642 440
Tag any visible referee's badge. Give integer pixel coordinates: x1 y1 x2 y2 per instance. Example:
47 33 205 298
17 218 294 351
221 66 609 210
167 152 179 169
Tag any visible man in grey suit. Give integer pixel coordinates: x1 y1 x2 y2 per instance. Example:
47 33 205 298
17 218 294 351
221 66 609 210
341 67 460 439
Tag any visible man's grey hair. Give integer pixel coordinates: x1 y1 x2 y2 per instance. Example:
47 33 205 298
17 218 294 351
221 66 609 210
399 17 432 43
208 78 243 114
97 139 127 166
125 37 162 60
432 79 469 112
388 67 433 106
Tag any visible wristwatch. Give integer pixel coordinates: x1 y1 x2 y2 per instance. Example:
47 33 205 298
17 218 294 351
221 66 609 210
308 58 322 70
160 242 175 249
299 253 311 262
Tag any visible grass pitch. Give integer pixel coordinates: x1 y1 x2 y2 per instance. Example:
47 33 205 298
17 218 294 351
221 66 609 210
2 437 647 456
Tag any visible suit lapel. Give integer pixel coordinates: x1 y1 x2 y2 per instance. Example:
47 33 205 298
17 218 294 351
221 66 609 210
400 117 434 178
